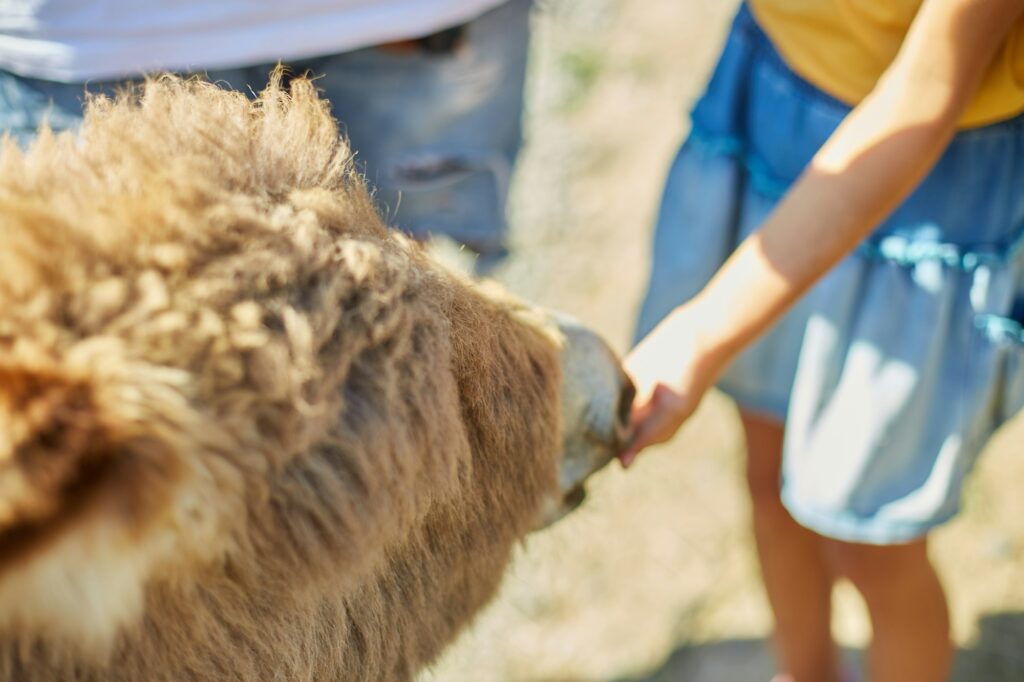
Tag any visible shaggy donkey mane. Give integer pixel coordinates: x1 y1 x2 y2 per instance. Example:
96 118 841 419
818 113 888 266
0 73 562 680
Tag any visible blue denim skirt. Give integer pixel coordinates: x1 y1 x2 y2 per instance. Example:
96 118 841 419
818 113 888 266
636 4 1024 544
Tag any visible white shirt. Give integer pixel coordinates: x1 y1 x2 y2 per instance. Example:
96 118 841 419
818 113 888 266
0 0 508 82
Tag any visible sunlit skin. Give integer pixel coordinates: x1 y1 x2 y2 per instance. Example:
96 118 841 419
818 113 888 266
620 1 1024 681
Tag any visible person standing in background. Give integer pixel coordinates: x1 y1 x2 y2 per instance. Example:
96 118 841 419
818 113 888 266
0 0 533 267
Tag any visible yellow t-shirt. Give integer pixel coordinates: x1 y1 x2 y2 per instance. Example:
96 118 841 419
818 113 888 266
748 0 1024 128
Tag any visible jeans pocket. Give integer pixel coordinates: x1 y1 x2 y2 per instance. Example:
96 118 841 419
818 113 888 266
380 150 512 255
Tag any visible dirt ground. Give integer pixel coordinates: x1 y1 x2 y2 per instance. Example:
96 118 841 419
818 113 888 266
422 1 1024 680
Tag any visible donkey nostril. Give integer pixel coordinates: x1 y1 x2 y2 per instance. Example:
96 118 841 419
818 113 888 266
616 375 636 433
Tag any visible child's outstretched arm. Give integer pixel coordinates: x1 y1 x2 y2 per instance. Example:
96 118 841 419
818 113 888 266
621 0 1024 466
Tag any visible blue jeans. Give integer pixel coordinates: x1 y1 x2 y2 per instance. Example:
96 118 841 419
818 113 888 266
0 0 531 260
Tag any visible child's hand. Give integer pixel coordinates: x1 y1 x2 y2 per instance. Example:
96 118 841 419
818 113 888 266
618 303 724 468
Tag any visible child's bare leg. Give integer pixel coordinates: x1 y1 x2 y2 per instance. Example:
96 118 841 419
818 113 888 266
826 538 952 682
741 411 839 682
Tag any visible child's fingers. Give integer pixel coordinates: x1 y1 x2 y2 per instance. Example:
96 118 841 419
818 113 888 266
617 396 656 467
618 386 689 468
618 413 667 468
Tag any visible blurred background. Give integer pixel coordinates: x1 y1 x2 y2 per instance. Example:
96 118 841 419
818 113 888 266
421 0 1024 680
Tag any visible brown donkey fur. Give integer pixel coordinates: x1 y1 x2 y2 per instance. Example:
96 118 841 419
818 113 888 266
0 74 563 680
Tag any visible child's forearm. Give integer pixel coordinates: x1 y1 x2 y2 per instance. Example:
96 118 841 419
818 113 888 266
691 90 959 365
682 0 1024 371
